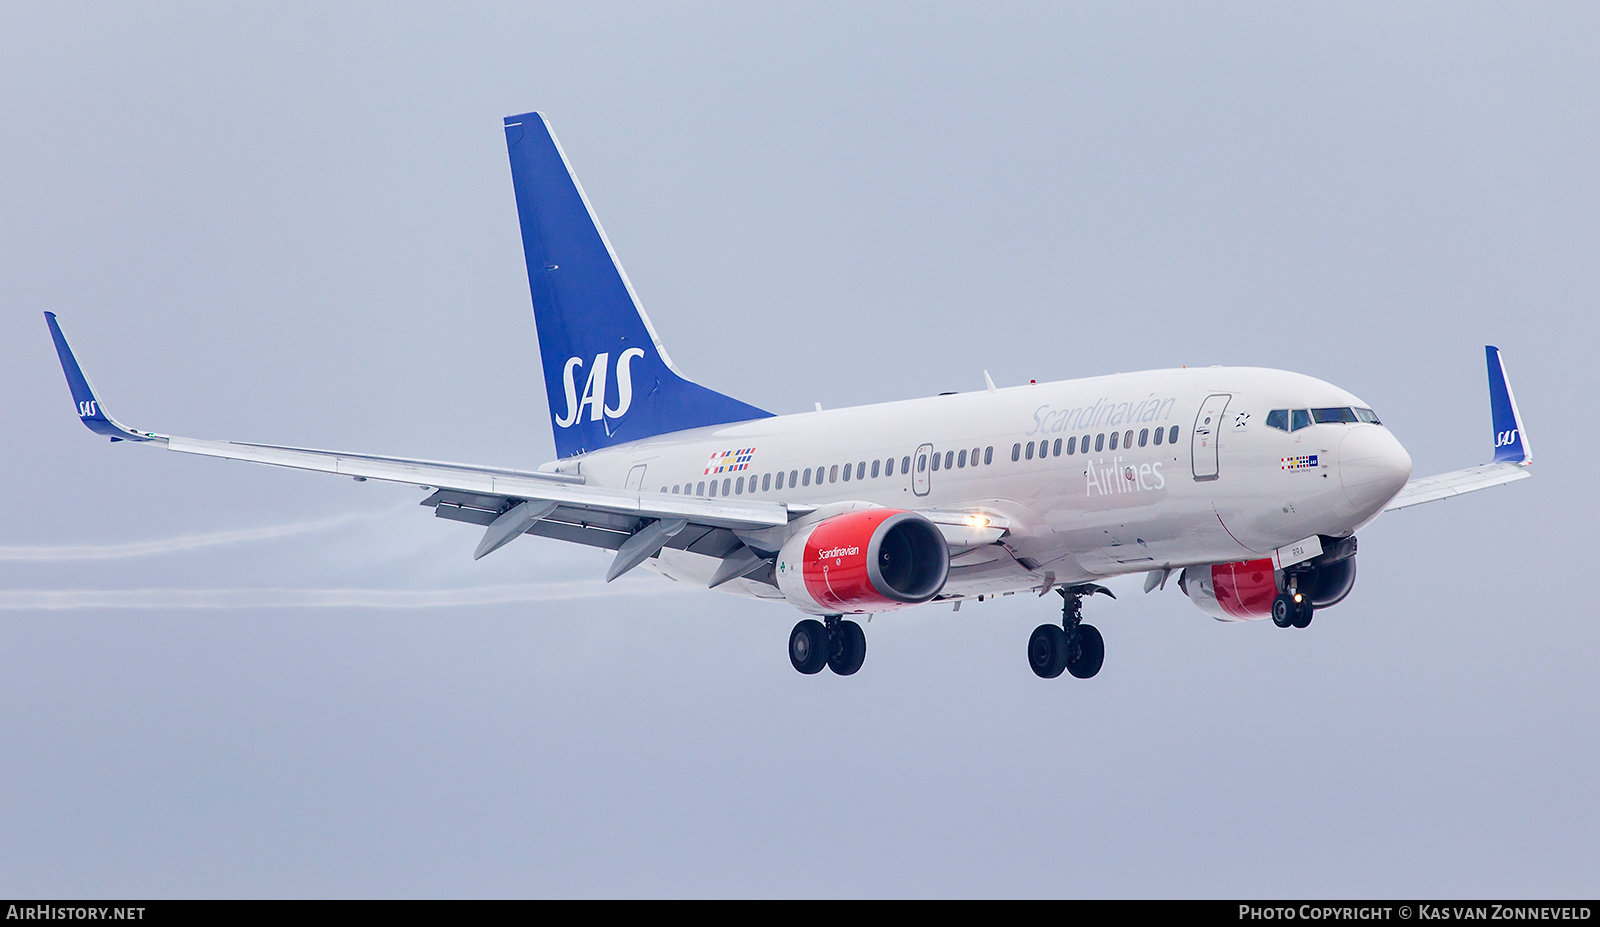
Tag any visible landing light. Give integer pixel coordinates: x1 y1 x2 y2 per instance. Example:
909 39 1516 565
965 514 990 528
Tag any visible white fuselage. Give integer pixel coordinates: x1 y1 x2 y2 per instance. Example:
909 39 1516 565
563 366 1413 606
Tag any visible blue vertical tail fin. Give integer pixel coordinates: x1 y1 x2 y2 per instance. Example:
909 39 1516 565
504 112 771 459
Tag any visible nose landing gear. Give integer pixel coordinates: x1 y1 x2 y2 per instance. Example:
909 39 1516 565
1271 575 1315 629
1029 584 1112 679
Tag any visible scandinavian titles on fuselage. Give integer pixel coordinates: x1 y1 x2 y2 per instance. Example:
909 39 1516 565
1026 393 1178 438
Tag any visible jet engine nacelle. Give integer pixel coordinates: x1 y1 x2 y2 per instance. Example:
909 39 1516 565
1179 558 1280 621
775 509 949 615
1179 538 1359 621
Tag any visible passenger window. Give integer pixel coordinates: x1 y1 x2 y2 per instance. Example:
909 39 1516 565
709 480 718 497
857 462 865 480
801 469 811 487
957 449 967 468
842 462 852 481
1125 430 1133 448
1153 427 1163 446
1082 433 1092 453
723 478 731 496
886 458 895 476
1265 409 1289 431
789 470 798 487
903 456 912 473
763 473 772 491
816 466 825 484
1067 436 1077 455
1053 438 1062 457
944 451 954 470
1109 432 1119 451
984 446 993 465
1139 428 1148 447
971 447 980 466
1291 410 1312 431
696 481 706 495
828 466 838 483
1025 442 1034 460
1012 443 1021 462
918 454 927 472
1168 425 1179 444
735 476 744 494
872 459 881 478
1095 433 1105 452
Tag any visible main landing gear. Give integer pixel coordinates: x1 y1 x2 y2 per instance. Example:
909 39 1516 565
1271 574 1315 629
1029 584 1112 679
789 616 867 676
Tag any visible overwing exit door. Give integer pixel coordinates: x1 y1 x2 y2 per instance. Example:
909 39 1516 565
913 443 932 496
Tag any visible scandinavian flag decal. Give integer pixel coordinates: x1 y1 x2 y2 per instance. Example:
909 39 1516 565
705 448 756 474
1281 454 1319 471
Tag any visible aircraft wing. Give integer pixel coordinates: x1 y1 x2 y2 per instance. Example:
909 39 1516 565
1383 345 1532 513
1383 461 1529 511
45 313 799 574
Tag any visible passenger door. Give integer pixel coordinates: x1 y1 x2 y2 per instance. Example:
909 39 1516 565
1191 394 1231 481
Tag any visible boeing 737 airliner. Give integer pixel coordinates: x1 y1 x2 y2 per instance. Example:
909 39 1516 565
45 112 1533 678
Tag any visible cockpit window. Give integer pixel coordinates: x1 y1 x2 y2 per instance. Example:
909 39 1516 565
1312 407 1360 424
1270 406 1380 430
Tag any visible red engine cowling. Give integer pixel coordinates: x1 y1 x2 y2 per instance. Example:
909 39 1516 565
1179 558 1279 621
775 509 950 614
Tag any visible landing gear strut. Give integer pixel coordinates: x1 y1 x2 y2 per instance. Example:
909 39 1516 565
1271 574 1315 629
1029 584 1111 679
790 616 867 675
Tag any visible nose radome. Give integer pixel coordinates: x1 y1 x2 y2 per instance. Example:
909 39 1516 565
1338 426 1412 514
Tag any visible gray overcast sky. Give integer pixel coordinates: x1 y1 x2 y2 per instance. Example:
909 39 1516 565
2 2 1596 897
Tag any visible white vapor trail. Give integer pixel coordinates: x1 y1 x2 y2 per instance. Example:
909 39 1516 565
0 506 411 561
0 580 693 610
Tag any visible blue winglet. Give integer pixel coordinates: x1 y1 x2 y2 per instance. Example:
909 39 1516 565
1486 346 1530 465
44 312 159 443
